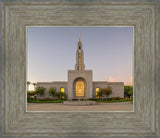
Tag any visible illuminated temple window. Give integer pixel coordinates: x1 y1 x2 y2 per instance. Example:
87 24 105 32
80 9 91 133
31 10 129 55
60 88 65 98
96 88 100 98
60 88 65 93
78 53 81 70
75 81 85 97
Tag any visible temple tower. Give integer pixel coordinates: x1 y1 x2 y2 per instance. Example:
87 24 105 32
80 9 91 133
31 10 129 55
68 33 93 99
75 33 85 70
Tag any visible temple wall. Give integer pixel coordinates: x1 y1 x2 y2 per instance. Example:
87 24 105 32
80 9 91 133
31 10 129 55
36 82 67 99
93 81 124 98
67 70 93 99
36 80 124 99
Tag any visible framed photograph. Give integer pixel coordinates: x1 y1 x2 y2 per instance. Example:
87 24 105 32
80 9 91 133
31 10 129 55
27 26 133 112
1 1 159 137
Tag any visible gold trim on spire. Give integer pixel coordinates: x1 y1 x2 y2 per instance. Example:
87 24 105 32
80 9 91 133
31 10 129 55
79 33 81 42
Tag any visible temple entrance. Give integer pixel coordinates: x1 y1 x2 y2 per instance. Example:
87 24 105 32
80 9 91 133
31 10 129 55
75 81 85 97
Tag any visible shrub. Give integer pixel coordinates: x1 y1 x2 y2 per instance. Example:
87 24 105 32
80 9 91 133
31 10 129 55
34 95 37 100
114 97 121 100
107 98 112 101
48 87 57 98
56 92 66 99
72 99 78 101
97 90 104 99
27 91 36 101
27 91 36 96
39 97 52 101
80 99 84 101
89 98 98 101
30 97 34 100
35 86 45 96
124 86 133 98
110 97 121 100
102 86 112 96
62 98 67 101
98 86 112 99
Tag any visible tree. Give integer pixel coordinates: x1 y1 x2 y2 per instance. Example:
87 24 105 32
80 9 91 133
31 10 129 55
128 89 133 98
35 86 45 97
27 90 36 101
103 86 112 97
124 86 133 98
27 91 35 96
99 86 112 99
56 92 66 99
48 87 57 99
97 90 104 99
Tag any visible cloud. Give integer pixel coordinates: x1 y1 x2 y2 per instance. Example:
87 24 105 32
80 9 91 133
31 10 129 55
108 77 116 82
129 76 133 85
124 76 133 85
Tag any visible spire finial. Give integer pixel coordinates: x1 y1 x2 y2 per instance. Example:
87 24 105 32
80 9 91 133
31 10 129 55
79 33 81 42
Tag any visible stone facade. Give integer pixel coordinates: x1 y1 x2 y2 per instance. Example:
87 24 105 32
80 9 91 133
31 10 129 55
37 81 124 99
93 81 124 98
37 34 124 100
67 70 93 99
36 82 67 99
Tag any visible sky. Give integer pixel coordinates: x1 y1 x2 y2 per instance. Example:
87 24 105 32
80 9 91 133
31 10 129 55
27 27 133 86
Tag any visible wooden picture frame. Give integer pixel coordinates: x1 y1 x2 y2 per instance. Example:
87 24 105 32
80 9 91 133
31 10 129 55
1 1 159 137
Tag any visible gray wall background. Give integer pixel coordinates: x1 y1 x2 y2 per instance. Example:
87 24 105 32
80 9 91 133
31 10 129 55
0 0 159 138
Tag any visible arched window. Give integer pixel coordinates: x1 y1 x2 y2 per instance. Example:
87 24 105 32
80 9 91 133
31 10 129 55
60 88 65 98
75 81 85 97
96 88 100 98
60 88 65 93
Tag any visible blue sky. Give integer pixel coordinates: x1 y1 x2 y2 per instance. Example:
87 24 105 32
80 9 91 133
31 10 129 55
27 27 133 85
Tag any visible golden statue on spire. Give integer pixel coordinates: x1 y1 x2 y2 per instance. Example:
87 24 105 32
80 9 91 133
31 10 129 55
79 33 81 42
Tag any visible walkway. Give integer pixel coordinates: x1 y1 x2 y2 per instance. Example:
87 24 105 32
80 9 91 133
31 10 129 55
27 102 133 111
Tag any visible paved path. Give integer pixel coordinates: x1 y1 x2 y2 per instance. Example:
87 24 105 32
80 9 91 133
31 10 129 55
27 102 133 111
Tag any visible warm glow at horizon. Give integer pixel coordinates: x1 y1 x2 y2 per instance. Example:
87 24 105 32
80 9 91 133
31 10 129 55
108 77 116 82
123 76 133 86
129 76 133 85
108 76 133 86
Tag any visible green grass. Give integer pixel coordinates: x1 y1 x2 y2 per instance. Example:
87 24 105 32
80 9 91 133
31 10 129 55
27 100 63 103
27 99 133 103
96 99 133 103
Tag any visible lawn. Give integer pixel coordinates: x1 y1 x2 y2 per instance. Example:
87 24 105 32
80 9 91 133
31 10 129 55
27 99 133 103
27 100 63 103
96 99 133 103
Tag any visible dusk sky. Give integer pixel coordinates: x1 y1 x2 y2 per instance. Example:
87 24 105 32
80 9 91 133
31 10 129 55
27 27 133 86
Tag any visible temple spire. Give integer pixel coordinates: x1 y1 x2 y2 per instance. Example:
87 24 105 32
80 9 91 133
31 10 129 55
75 34 85 70
79 33 81 42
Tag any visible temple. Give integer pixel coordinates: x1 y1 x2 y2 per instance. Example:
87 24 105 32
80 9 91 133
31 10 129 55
37 34 124 99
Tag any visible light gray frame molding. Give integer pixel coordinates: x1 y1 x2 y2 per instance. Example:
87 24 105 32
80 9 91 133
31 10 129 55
1 1 159 137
